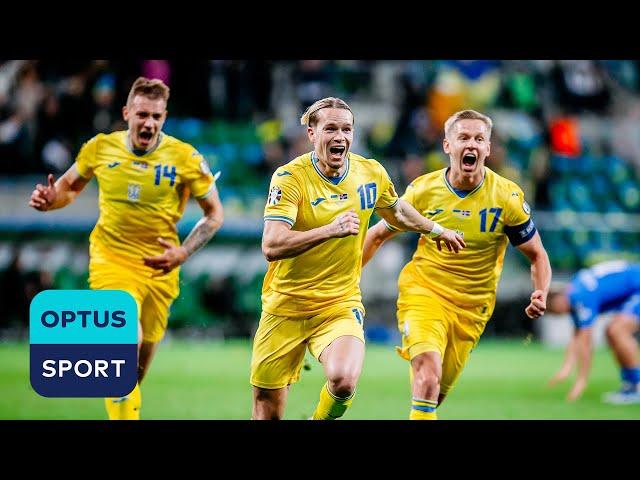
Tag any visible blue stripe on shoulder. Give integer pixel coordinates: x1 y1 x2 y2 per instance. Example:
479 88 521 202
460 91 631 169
264 215 294 226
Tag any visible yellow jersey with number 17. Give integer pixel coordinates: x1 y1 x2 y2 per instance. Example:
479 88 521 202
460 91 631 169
262 151 398 318
75 130 216 273
386 166 535 322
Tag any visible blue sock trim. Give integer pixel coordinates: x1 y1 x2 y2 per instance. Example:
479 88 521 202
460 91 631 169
412 405 436 413
621 367 640 384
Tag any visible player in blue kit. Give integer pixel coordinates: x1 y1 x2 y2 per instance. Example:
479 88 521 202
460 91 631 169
547 260 640 403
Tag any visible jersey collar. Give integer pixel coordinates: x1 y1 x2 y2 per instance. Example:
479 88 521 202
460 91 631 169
125 131 164 157
443 167 486 199
311 151 350 185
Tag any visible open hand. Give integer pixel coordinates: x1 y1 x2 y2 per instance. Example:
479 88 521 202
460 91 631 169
432 229 466 253
548 367 571 387
143 238 188 276
567 378 587 401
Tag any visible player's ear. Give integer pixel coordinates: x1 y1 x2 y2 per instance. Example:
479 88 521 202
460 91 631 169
443 137 450 154
122 105 129 122
307 126 315 143
486 141 491 157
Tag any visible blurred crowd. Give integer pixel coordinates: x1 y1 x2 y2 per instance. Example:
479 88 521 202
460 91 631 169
3 60 640 211
3 60 640 193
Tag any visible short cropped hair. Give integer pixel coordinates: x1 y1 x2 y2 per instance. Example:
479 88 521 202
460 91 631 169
126 76 170 107
444 109 493 138
300 97 354 127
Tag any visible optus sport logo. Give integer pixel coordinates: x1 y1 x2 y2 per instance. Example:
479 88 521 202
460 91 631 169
30 290 138 397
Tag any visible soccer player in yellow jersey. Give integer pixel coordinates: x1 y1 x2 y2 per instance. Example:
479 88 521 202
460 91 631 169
28 77 224 420
251 97 465 420
363 110 552 420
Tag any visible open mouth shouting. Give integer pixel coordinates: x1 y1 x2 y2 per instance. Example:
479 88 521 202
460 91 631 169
138 130 154 148
462 152 477 172
329 145 346 160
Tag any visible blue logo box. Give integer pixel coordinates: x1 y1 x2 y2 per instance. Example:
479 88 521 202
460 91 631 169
30 290 138 398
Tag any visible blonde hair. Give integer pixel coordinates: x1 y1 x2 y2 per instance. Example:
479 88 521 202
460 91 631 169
126 76 170 107
300 97 354 127
444 110 493 138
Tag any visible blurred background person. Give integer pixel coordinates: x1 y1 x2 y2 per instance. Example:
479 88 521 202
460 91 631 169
547 260 640 403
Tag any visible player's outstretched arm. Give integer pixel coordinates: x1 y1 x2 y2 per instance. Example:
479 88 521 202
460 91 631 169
549 334 577 386
28 163 90 212
144 188 224 276
262 209 360 262
567 328 593 401
516 232 552 319
362 220 397 267
376 199 465 253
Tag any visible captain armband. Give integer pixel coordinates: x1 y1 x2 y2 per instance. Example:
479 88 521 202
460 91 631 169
505 218 536 246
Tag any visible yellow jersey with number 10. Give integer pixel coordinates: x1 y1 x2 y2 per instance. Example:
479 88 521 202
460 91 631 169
75 130 216 273
262 152 399 318
387 167 535 321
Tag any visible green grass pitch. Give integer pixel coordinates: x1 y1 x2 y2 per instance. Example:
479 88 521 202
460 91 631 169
1 338 638 419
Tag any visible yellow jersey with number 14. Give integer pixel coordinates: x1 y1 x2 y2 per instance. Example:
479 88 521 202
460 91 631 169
75 130 216 273
263 152 398 318
386 167 535 321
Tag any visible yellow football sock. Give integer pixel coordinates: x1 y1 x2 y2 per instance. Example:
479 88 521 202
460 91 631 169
120 383 141 420
311 382 354 420
104 383 141 420
104 396 122 420
410 397 438 420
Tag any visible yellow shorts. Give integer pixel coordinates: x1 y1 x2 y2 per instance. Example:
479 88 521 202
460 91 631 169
250 305 366 389
397 289 487 396
89 257 179 343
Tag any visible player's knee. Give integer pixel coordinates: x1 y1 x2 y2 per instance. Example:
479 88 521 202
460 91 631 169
414 369 440 394
253 390 284 420
606 321 624 342
328 373 358 398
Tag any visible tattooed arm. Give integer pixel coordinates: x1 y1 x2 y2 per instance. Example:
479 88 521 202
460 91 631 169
182 189 224 256
143 188 224 275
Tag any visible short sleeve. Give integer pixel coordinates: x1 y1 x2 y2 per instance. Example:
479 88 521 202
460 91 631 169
383 182 416 232
263 167 301 227
183 146 216 199
400 182 417 207
75 135 99 179
374 164 399 210
503 184 537 246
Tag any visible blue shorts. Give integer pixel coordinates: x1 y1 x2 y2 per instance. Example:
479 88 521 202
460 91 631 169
620 293 640 322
